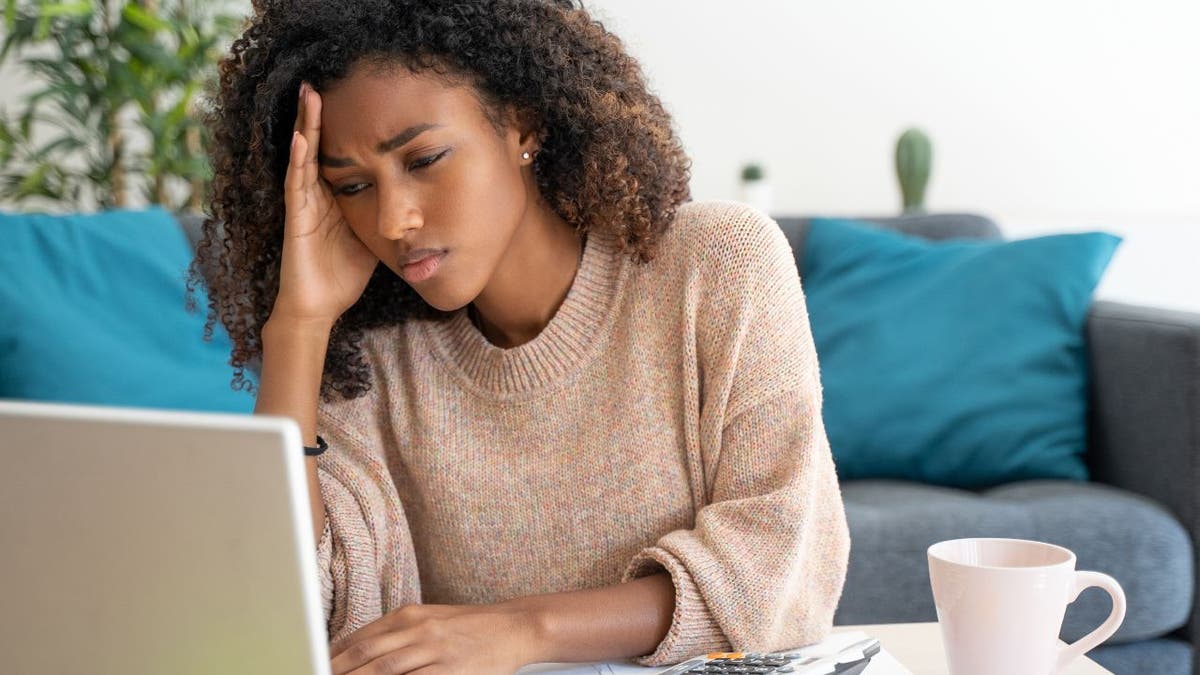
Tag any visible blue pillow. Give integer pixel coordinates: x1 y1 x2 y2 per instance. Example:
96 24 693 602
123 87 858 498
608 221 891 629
801 218 1120 488
0 207 254 413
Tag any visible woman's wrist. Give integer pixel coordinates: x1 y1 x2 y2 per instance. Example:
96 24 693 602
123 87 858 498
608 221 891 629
498 596 553 666
262 313 336 340
491 573 675 666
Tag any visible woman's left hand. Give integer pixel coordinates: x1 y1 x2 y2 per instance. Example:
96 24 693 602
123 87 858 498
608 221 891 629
329 603 541 674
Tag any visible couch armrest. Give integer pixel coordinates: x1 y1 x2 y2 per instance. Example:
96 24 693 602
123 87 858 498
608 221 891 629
1086 299 1200 646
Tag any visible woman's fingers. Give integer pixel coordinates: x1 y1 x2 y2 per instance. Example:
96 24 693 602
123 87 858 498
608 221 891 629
288 82 320 193
285 84 333 237
284 82 309 218
331 631 423 674
301 84 322 187
284 132 307 212
350 646 436 675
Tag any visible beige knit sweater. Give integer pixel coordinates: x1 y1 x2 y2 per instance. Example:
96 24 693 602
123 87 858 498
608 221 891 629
313 200 850 667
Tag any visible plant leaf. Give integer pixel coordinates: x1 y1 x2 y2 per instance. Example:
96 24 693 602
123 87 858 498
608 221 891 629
40 1 93 19
121 3 170 33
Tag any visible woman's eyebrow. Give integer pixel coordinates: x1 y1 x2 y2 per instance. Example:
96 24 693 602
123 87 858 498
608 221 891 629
318 122 444 168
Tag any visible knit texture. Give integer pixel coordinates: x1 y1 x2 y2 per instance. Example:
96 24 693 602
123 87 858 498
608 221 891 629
313 200 851 666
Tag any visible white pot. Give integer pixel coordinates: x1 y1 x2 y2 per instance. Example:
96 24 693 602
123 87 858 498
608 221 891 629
739 179 773 215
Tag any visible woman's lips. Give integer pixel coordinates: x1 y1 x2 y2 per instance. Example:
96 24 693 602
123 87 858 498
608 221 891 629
400 251 446 283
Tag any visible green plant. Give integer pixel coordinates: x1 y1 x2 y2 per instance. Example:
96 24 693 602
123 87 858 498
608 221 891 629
0 0 243 212
740 162 764 182
895 127 932 213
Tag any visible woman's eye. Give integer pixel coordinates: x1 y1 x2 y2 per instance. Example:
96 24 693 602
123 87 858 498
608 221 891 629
330 149 448 195
410 149 449 171
336 183 369 196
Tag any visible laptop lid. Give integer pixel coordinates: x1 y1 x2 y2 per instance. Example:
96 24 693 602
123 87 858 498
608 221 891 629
0 400 331 675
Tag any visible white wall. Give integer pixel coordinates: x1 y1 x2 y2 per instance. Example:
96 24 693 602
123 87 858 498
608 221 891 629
585 0 1200 312
3 1 1197 310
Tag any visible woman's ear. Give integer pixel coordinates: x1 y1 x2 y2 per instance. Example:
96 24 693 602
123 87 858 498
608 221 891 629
502 104 542 157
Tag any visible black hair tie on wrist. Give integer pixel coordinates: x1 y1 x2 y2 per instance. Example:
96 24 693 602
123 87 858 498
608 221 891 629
304 435 328 457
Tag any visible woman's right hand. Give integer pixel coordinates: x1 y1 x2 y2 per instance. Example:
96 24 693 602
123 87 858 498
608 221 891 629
272 82 380 327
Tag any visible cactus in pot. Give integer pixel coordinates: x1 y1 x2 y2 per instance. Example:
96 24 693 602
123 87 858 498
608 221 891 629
895 128 932 213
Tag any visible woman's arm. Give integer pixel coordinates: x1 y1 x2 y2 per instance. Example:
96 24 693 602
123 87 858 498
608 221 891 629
255 81 380 546
504 571 675 664
328 572 676 673
254 316 335 543
612 204 850 665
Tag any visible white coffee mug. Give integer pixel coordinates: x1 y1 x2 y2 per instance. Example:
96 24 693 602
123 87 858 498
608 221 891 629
928 538 1126 675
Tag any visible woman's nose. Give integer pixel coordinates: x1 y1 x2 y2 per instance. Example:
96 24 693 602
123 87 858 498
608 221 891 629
376 187 423 240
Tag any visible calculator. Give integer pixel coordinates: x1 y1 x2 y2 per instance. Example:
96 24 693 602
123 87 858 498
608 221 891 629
657 638 880 675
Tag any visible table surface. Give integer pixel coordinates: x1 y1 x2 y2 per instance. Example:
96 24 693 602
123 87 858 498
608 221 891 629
832 623 1111 675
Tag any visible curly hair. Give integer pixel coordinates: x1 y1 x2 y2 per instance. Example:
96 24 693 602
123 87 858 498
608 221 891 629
188 0 692 402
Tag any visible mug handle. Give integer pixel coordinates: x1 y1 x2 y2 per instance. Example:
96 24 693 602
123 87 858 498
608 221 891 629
1056 570 1127 673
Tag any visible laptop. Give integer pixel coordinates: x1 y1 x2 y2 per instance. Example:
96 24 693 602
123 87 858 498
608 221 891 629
0 400 331 675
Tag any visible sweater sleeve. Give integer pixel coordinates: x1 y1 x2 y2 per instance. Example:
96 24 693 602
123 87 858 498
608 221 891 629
312 411 422 648
622 204 851 666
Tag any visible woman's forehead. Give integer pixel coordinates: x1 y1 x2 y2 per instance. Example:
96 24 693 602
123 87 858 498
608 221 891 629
319 66 488 147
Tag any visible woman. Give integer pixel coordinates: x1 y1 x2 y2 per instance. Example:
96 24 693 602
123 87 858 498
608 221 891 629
193 0 850 673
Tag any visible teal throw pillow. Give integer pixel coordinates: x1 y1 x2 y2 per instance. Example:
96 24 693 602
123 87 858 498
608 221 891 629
0 207 254 413
801 218 1120 488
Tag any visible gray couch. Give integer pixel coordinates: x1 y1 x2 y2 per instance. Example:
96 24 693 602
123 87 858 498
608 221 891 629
181 212 1198 673
775 213 1199 675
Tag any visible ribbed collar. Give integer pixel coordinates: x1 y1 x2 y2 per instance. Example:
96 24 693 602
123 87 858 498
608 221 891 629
419 229 626 398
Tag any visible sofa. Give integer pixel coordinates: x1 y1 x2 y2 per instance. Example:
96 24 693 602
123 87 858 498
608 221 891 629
773 213 1198 675
179 212 1200 672
4 202 1185 673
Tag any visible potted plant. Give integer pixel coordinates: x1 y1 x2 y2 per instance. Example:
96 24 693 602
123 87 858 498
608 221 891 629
0 0 242 212
738 162 772 214
895 127 932 214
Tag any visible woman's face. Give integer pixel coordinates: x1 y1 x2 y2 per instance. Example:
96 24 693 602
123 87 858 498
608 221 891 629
317 63 535 312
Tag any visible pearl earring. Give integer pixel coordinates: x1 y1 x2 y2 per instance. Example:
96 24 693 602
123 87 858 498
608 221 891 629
521 151 531 160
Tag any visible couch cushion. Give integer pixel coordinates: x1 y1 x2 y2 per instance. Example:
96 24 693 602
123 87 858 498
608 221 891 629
836 479 1193 644
1089 638 1192 675
774 212 1004 258
0 207 254 412
801 218 1121 488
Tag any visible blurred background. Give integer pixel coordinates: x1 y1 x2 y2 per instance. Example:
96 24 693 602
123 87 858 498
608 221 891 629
585 0 1200 312
1 0 1197 310
3 8 1198 669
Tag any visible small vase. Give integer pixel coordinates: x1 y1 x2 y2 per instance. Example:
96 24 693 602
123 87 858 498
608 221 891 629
739 179 773 215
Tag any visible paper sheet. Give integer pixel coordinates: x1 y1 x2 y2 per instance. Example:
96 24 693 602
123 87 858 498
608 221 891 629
517 630 912 675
